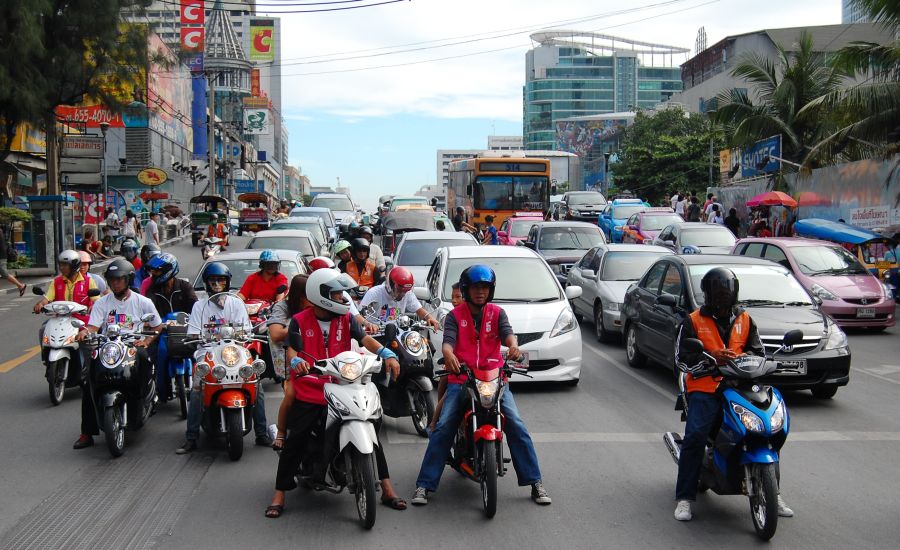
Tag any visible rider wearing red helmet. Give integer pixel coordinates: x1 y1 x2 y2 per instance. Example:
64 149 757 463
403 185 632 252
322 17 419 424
307 256 335 272
359 266 440 330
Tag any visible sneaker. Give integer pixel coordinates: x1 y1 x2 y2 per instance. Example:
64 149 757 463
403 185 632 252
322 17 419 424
256 434 273 447
531 481 552 505
176 440 197 454
777 495 794 517
411 487 429 506
674 500 692 521
73 435 94 450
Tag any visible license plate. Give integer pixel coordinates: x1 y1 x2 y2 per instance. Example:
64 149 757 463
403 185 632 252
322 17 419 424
775 359 807 376
857 307 876 318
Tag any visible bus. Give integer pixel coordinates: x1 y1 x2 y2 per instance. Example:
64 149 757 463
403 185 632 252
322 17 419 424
447 155 552 229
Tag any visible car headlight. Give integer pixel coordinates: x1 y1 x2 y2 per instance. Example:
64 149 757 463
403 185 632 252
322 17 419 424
196 363 211 377
550 308 577 338
239 365 254 379
475 379 499 407
212 365 226 380
811 283 838 302
823 322 848 350
100 343 123 368
604 302 622 312
770 401 786 432
403 332 424 355
882 283 893 300
221 345 242 367
339 359 363 381
732 403 764 433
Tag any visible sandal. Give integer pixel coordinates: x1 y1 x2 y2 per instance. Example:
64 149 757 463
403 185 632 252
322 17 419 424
19 285 26 297
265 504 284 518
381 496 407 510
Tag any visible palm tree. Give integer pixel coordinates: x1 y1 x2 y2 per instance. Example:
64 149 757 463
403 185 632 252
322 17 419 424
712 30 849 165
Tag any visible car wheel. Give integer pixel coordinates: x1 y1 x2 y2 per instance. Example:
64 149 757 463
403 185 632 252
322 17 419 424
811 385 838 399
594 303 611 344
624 323 647 368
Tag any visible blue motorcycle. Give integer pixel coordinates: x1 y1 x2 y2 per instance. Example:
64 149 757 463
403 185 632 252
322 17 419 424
663 330 803 540
157 312 193 419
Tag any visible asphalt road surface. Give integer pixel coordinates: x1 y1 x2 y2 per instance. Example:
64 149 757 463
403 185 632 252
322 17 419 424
0 235 898 549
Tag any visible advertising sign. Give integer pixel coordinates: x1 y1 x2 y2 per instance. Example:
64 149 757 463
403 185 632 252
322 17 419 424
137 168 168 187
739 135 781 178
555 118 630 157
62 136 103 158
180 26 204 52
251 69 261 97
56 105 126 128
250 20 275 62
235 179 258 194
191 75 208 159
180 0 204 25
244 108 270 134
849 206 891 230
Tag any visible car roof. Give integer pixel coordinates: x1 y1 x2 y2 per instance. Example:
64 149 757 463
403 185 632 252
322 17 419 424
532 221 600 229
677 222 731 231
292 206 329 212
736 237 838 248
400 231 477 241
566 191 603 196
638 209 678 216
597 243 672 253
313 193 350 198
445 245 539 259
667 254 780 266
391 195 427 201
204 249 302 261
252 229 313 238
273 217 321 224
610 198 644 205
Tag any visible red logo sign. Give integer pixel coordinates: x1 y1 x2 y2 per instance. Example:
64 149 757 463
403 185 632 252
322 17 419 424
181 27 204 52
253 29 273 54
251 69 260 97
180 0 204 24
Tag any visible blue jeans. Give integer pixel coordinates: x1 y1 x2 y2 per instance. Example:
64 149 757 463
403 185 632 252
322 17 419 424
675 391 720 501
415 383 542 491
185 380 267 441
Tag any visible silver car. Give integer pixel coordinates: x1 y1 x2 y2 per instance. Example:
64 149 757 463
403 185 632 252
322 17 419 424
566 244 673 342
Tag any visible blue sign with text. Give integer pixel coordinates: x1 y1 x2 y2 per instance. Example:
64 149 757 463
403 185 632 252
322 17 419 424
740 135 781 178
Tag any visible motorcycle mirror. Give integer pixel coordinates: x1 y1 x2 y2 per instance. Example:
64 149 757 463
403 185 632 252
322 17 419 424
681 338 704 354
782 329 804 347
276 284 288 294
32 286 45 296
88 288 101 297
71 320 86 329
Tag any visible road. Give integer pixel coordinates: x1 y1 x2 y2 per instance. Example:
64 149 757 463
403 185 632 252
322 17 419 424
0 235 898 549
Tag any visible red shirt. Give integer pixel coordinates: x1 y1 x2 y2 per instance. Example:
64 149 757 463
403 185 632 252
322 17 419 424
130 258 142 271
239 271 288 302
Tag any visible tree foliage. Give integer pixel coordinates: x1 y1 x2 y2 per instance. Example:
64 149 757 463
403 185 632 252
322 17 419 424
611 107 722 205
0 207 32 224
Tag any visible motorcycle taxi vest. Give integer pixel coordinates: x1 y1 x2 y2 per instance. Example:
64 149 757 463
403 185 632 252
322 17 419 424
206 223 227 239
686 309 751 394
53 274 91 323
345 260 376 287
290 308 351 405
448 302 504 385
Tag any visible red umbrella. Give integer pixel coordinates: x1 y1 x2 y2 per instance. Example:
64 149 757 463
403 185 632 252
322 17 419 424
795 191 831 207
746 191 798 208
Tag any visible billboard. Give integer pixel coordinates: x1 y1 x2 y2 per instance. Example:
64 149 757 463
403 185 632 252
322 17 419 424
720 135 783 179
244 109 270 134
147 34 193 149
191 75 208 159
250 20 275 62
180 0 204 25
555 119 629 157
251 69 261 97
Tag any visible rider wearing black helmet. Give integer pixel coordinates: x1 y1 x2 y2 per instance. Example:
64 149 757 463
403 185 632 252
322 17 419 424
339 238 383 287
135 244 162 288
358 226 385 270
673 267 790 522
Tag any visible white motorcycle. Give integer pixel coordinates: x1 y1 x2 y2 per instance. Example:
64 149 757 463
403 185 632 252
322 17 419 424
33 287 95 405
201 236 223 260
297 351 384 529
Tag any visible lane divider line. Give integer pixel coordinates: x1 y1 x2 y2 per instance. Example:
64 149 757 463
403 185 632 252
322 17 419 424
586 344 676 400
0 346 42 373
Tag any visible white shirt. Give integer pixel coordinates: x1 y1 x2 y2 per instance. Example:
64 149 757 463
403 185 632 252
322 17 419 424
704 203 723 217
359 283 422 321
707 213 724 225
670 194 680 210
146 219 160 245
368 242 385 269
187 295 251 337
674 200 686 216
105 212 120 236
122 218 136 237
88 291 161 334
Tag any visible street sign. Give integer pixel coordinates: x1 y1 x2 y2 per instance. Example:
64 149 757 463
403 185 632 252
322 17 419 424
60 158 101 173
235 179 256 194
61 173 102 186
137 168 168 186
62 136 103 158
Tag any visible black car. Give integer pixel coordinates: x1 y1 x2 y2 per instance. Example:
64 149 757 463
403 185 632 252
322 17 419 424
621 254 851 398
561 191 607 223
520 221 606 285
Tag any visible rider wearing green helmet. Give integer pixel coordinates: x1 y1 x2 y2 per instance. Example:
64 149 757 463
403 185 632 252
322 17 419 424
333 240 352 264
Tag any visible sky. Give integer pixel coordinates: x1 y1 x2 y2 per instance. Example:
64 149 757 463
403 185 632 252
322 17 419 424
257 0 842 209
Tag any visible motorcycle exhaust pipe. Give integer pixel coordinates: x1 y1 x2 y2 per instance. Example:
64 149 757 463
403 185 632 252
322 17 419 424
663 432 682 465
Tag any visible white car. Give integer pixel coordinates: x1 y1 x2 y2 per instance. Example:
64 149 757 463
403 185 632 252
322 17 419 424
415 245 583 385
391 230 479 285
192 249 308 299
246 229 325 259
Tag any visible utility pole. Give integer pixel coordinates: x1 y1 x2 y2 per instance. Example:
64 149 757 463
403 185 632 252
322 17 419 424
207 74 216 196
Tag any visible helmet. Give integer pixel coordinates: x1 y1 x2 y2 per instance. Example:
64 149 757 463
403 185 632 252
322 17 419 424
77 251 92 265
120 239 139 260
140 244 161 265
104 258 136 286
308 256 336 272
351 238 370 254
700 267 739 311
258 249 281 270
387 266 415 298
201 262 232 294
459 264 496 303
147 252 179 287
360 226 374 239
59 249 81 273
334 240 351 255
306 268 357 315
349 220 360 230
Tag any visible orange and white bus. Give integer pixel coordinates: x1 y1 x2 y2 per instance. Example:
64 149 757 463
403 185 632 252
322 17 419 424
447 155 551 229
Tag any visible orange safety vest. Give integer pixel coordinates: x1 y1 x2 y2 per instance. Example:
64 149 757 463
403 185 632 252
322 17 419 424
344 260 376 287
206 223 227 239
685 309 751 394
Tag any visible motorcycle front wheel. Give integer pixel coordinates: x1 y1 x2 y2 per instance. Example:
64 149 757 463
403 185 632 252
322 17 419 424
410 389 436 438
749 463 779 540
48 359 67 406
225 408 244 461
351 449 377 529
480 441 499 519
104 405 125 458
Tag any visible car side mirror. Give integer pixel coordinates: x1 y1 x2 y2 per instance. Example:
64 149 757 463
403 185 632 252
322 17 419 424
811 294 823 306
466 184 473 196
498 230 508 238
564 285 583 300
656 293 677 309
782 329 804 347
682 337 704 354
580 268 596 280
413 287 431 301
524 241 535 249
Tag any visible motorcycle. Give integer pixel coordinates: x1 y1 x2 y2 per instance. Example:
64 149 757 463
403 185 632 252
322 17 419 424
295 351 384 529
201 236 223 260
158 311 193 419
363 304 436 437
84 316 159 457
33 286 99 405
435 356 531 518
187 321 267 461
663 329 803 541
243 286 285 381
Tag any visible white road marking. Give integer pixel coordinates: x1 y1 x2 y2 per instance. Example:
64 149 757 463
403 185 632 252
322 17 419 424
854 366 900 386
867 365 900 376
585 343 676 400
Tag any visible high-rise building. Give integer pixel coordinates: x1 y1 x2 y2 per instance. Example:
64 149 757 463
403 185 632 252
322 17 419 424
487 136 524 150
524 31 687 151
842 0 870 23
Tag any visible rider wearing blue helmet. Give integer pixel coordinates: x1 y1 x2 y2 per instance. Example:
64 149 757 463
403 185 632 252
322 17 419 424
237 249 288 303
411 264 551 507
120 239 141 271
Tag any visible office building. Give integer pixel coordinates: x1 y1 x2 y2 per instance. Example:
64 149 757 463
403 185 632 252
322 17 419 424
842 1 870 23
488 136 524 150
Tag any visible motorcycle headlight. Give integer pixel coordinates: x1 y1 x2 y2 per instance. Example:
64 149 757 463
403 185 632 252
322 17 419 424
475 379 499 407
823 322 849 350
732 403 764 433
770 401 786 432
196 363 211 377
100 343 123 368
212 365 226 380
239 365 254 379
52 303 73 315
252 359 267 375
550 308 577 338
221 345 242 367
403 332 424 355
811 283 838 302
339 359 363 381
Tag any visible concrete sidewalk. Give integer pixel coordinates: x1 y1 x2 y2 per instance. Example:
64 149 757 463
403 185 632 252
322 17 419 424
0 233 189 296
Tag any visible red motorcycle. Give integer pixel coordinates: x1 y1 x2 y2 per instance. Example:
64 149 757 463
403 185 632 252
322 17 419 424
436 356 530 518
242 286 285 380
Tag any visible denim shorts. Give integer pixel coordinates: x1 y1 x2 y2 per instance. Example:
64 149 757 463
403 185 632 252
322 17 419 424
0 259 9 278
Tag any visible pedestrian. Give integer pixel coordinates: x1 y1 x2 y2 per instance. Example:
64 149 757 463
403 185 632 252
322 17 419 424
724 208 740 237
704 196 722 222
482 215 499 245
686 197 702 222
104 207 120 239
670 191 681 211
452 206 465 232
145 212 161 246
674 195 687 220
0 226 26 295
702 193 714 218
706 204 724 225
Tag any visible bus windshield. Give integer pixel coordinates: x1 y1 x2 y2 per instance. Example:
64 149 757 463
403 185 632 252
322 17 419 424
474 176 548 211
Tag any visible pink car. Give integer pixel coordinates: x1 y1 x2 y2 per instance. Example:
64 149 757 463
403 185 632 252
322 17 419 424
732 237 895 329
498 214 544 246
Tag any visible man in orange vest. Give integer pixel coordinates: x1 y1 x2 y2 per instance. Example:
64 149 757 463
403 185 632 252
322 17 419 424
205 219 229 250
339 238 383 288
672 267 792 522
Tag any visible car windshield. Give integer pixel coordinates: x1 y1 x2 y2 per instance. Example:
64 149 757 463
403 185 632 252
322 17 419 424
311 197 353 211
539 227 605 250
566 192 606 206
291 210 335 227
601 251 671 281
689 264 814 306
248 236 315 256
391 198 428 210
641 214 682 231
474 176 548 211
510 219 540 238
791 245 869 276
398 239 473 266
680 228 736 247
271 223 325 241
196 259 301 290
611 205 645 220
443 258 561 302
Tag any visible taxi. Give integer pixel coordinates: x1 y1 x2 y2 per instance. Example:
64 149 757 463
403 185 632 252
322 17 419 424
498 211 544 246
620 208 682 244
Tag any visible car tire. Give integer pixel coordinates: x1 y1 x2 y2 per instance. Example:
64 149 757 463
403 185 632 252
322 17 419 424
594 303 611 344
811 385 838 399
624 323 647 368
